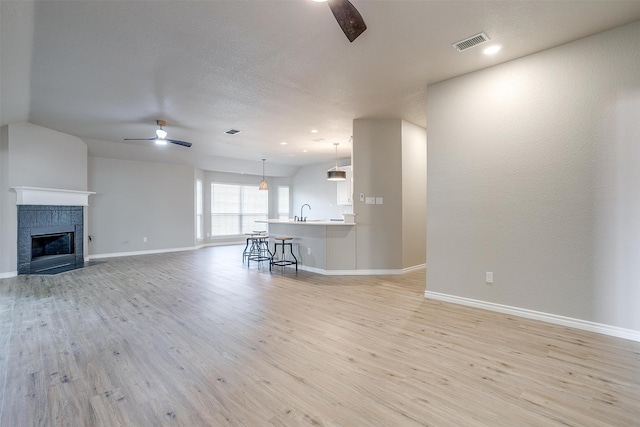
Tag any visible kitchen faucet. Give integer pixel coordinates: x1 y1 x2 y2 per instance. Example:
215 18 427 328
299 204 311 222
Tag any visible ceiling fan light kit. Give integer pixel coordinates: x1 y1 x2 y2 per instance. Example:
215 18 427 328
124 119 193 148
155 128 167 139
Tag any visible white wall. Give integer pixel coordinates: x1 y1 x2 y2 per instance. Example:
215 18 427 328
0 122 88 275
7 122 87 190
292 161 352 221
426 21 640 331
88 156 195 256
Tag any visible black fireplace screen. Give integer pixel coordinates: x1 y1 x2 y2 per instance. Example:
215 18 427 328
31 232 75 259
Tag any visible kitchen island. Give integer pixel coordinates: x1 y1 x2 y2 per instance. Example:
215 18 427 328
256 219 356 273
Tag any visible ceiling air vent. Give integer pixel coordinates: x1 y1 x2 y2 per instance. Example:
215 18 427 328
224 129 241 135
452 32 490 52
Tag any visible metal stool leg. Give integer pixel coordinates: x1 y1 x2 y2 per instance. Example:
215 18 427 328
271 237 297 271
286 242 298 271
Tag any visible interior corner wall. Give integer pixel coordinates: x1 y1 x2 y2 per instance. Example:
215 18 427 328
88 156 195 256
0 122 88 275
353 118 403 270
401 121 427 269
426 21 640 331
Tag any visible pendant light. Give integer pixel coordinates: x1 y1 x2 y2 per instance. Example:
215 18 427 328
259 158 269 190
327 143 347 181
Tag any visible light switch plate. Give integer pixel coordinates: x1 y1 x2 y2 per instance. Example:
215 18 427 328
375 197 383 204
365 197 375 204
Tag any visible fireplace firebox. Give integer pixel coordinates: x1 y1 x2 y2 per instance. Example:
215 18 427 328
29 227 76 273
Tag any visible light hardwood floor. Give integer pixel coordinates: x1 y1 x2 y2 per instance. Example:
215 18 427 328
1 246 639 426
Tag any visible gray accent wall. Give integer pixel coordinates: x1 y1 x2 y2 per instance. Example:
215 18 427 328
88 156 195 256
426 21 640 331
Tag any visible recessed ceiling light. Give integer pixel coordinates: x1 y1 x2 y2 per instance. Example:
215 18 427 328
310 129 318 133
280 141 288 145
483 45 502 55
303 149 308 153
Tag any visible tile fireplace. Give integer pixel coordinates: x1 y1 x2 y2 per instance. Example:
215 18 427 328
17 205 84 274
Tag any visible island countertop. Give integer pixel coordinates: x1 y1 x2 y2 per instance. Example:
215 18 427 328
257 219 355 226
257 219 357 271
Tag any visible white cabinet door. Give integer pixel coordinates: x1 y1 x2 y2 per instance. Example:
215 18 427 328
336 166 353 205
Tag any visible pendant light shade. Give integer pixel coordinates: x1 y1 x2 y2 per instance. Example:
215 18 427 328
327 143 347 181
259 158 269 190
327 169 347 181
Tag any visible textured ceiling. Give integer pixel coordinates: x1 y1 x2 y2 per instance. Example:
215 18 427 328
2 1 640 175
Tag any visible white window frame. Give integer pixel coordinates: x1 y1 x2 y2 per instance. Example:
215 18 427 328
277 185 290 220
211 183 268 236
196 179 203 240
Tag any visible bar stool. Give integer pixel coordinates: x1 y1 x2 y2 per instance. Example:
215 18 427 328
247 234 272 268
242 231 266 264
270 237 298 271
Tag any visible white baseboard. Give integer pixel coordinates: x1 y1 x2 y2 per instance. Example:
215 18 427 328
88 241 246 260
0 271 17 279
88 245 199 260
403 263 426 273
202 239 245 247
297 264 426 276
425 291 640 343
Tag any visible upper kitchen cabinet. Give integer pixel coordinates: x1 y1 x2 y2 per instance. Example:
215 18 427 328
336 166 353 205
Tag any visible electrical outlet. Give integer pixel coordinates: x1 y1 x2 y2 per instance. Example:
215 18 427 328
307 247 311 255
486 272 493 283
359 193 365 202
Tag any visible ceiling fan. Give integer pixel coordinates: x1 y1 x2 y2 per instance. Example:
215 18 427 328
317 0 367 42
124 120 192 148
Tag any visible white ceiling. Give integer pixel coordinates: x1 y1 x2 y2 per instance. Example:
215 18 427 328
2 1 640 176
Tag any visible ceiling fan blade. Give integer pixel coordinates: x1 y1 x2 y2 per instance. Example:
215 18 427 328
327 0 367 42
124 137 156 141
167 139 192 148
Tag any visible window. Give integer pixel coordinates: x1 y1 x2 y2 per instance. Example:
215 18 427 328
211 183 268 236
196 179 203 240
278 186 290 220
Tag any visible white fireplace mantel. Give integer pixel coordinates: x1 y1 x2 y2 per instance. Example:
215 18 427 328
12 186 95 206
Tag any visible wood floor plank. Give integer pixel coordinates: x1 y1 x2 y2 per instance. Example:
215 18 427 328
1 245 639 426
